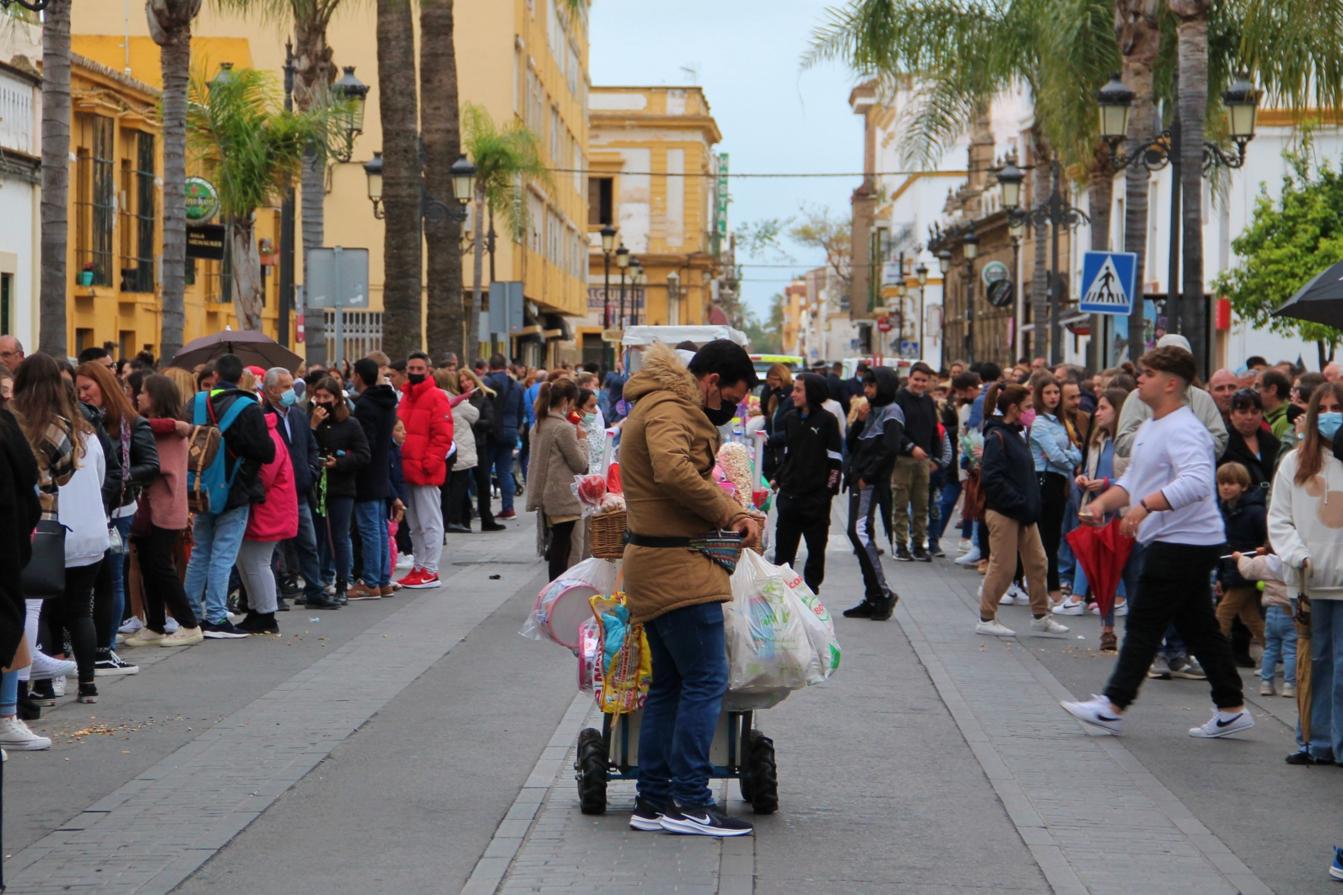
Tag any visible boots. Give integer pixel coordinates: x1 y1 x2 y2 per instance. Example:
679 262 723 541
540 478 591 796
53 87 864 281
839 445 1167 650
306 589 342 610
869 591 899 622
842 600 875 619
334 579 349 606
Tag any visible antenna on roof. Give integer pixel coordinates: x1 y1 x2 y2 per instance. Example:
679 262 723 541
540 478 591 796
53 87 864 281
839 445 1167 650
680 65 699 85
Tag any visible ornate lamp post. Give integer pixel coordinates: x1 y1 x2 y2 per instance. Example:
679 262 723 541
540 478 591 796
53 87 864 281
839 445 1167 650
364 151 476 223
331 66 370 163
915 263 928 362
615 244 630 330
962 227 979 365
631 264 647 326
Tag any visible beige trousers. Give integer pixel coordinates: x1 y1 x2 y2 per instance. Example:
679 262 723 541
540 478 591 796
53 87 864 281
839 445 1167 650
980 509 1050 620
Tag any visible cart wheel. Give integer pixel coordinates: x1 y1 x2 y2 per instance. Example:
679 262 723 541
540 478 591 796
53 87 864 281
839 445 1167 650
745 730 778 815
575 727 608 815
738 770 753 805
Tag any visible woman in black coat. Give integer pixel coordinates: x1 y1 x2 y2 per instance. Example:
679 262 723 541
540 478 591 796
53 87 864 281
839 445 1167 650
462 368 503 531
310 377 370 600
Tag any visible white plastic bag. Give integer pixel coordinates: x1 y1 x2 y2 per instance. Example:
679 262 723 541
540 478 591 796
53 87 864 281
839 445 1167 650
776 565 842 682
520 557 619 651
725 550 816 692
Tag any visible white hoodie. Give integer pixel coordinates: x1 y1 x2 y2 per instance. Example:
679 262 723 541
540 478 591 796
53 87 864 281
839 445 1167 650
1269 448 1343 599
58 431 109 567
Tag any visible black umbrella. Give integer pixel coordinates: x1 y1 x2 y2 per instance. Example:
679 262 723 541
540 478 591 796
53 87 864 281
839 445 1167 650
169 329 304 373
1274 259 1343 329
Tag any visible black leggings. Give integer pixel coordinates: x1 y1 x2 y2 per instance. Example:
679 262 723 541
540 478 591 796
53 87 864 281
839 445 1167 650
473 462 496 525
135 527 197 632
444 468 471 527
42 561 101 685
546 520 576 581
1037 472 1068 592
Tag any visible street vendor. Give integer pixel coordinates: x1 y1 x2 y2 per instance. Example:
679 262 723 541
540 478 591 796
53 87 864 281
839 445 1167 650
619 339 762 838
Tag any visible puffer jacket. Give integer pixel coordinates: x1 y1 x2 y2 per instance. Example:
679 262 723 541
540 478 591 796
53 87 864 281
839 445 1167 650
246 413 298 542
982 415 1042 524
354 383 398 501
398 377 453 487
619 343 754 624
525 410 587 520
452 398 480 471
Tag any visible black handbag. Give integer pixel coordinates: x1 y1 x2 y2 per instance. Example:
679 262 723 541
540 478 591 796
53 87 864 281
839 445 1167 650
22 519 67 600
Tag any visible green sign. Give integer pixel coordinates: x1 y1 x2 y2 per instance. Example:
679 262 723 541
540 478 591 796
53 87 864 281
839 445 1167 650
185 176 220 222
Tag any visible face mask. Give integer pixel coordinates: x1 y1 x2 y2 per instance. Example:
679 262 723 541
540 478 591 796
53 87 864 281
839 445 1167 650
1018 409 1037 427
407 373 426 386
1318 411 1343 441
582 412 597 426
280 388 297 408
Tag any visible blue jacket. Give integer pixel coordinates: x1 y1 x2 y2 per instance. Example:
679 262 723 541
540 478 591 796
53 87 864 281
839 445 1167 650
1030 412 1082 477
486 371 525 436
266 403 320 497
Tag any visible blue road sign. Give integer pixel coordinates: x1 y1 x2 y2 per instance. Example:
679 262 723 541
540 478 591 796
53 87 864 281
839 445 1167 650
1079 251 1139 315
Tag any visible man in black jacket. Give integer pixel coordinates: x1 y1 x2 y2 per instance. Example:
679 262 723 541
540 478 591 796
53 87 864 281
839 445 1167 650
183 353 276 639
261 367 338 610
844 366 904 621
773 373 842 595
349 358 400 600
892 362 938 561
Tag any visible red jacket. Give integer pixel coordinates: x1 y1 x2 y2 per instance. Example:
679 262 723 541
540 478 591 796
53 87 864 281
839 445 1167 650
245 413 299 542
398 378 454 487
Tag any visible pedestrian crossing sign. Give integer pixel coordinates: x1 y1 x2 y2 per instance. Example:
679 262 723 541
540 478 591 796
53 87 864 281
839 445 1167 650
1079 251 1139 315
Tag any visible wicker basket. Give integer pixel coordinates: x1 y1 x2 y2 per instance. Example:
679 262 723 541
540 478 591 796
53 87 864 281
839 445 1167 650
587 510 628 559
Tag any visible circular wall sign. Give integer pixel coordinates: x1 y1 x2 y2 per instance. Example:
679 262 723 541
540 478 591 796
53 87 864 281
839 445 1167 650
987 278 1015 308
185 176 221 222
980 260 1010 289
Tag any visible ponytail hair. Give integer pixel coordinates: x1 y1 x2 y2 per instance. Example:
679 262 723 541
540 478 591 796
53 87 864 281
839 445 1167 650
984 382 1029 418
535 377 579 429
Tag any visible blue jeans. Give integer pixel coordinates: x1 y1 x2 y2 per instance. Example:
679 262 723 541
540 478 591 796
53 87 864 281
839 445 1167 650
290 499 325 600
355 500 391 587
1309 599 1343 761
930 479 961 548
316 496 355 586
98 515 134 649
637 602 729 809
1261 604 1298 684
183 505 250 624
489 436 516 513
1057 485 1079 583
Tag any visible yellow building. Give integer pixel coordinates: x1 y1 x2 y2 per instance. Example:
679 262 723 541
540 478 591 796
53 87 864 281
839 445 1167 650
73 1 590 364
580 86 725 366
780 281 806 356
63 50 279 358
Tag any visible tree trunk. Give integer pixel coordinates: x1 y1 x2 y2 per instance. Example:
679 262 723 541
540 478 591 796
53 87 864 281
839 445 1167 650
228 216 263 332
156 18 192 362
294 16 334 365
1170 0 1210 368
470 186 486 358
1118 0 1160 363
1086 152 1113 372
378 0 422 361
1029 131 1051 363
39 0 72 356
420 0 465 360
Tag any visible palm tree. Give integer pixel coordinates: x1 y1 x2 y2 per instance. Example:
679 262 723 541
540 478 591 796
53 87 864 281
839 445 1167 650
187 66 331 331
1115 0 1161 359
147 0 203 362
1166 0 1210 345
376 0 421 361
462 103 550 359
420 0 466 358
39 0 72 356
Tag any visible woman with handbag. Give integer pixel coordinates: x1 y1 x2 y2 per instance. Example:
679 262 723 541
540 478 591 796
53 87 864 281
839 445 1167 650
15 355 105 704
461 367 504 532
122 375 202 648
75 362 159 673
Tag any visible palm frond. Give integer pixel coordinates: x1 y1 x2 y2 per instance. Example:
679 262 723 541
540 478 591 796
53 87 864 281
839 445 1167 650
1228 0 1343 114
463 103 553 237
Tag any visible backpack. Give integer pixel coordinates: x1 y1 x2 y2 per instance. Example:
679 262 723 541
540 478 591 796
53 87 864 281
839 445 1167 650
186 391 255 515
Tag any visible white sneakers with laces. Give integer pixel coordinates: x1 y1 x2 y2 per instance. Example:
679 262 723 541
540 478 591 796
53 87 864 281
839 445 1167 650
1188 708 1255 738
975 618 1016 637
1029 615 1070 637
0 716 52 750
1061 694 1124 734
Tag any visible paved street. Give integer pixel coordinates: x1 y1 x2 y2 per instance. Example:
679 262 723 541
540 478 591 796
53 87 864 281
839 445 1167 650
3 507 1339 894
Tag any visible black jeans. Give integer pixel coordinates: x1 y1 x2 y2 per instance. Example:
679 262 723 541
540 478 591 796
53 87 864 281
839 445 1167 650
42 561 101 685
472 462 496 526
444 468 472 527
546 519 576 581
1104 541 1244 710
774 501 831 595
134 526 197 632
1037 472 1068 592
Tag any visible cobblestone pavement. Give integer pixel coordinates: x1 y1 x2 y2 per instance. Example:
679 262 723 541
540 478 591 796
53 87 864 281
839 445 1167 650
5 509 1340 893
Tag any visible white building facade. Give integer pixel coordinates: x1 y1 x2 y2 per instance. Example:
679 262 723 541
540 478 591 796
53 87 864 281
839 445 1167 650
0 23 43 352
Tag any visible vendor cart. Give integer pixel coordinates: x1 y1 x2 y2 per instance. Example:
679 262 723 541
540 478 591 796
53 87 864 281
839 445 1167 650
574 705 778 816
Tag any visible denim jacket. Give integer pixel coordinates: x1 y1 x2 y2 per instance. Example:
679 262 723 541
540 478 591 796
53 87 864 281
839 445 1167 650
1029 412 1082 477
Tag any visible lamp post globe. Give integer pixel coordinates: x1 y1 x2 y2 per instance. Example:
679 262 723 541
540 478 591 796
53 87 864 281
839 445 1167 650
1223 73 1261 142
332 65 370 139
995 160 1025 212
615 243 630 269
963 229 979 261
600 224 617 255
208 61 236 94
449 154 477 205
1097 73 1135 144
937 250 952 275
363 152 384 208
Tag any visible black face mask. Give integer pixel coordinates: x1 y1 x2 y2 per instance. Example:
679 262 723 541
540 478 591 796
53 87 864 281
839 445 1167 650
407 373 426 386
703 388 737 427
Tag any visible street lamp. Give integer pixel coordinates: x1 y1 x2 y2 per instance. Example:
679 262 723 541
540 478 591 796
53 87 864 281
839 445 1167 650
331 66 370 163
632 266 647 326
363 151 474 222
937 250 952 275
207 61 235 94
616 244 630 330
363 152 384 218
996 159 1025 212
962 226 979 364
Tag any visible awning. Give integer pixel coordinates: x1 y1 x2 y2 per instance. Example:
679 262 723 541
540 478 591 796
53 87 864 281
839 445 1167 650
542 313 573 341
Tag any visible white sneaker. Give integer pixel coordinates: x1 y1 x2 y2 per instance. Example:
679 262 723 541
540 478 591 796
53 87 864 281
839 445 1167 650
0 717 52 750
976 618 1016 637
1113 599 1128 617
51 677 66 698
1189 708 1255 738
957 538 971 553
1282 683 1296 698
1030 615 1070 637
29 652 76 681
395 553 415 571
122 627 165 648
1052 597 1086 616
117 617 144 636
954 547 982 567
1258 680 1274 697
160 626 204 647
1007 583 1031 605
1061 694 1124 734
164 617 181 634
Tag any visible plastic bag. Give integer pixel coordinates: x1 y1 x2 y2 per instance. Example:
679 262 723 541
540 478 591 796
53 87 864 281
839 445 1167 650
725 550 816 692
520 557 619 650
778 564 842 681
589 593 652 714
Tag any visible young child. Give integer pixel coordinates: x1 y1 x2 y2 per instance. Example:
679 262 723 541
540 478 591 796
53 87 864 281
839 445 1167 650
1234 550 1295 697
1214 462 1267 650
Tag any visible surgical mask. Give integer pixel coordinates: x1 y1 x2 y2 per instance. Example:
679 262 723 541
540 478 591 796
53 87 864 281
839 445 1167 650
1318 411 1343 441
279 388 297 408
582 412 597 427
1018 408 1037 427
407 372 426 386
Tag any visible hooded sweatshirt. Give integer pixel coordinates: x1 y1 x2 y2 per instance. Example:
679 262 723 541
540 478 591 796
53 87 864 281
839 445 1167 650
845 366 904 486
1269 447 1343 599
354 382 399 501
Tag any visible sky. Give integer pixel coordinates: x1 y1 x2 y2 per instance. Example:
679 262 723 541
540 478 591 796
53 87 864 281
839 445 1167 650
588 1 865 319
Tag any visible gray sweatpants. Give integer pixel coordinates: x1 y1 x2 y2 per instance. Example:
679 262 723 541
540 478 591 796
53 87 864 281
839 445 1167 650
405 484 444 574
235 539 279 614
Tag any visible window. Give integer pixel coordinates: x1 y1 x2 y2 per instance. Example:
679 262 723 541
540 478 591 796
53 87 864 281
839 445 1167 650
75 328 95 354
116 132 156 293
588 177 612 226
75 115 115 287
0 273 10 336
550 106 560 162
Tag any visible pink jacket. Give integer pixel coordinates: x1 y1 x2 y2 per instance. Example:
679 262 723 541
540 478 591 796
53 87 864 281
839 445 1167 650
245 413 298 542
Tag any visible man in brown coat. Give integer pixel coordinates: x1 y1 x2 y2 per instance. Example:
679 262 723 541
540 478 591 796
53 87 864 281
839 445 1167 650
620 340 761 837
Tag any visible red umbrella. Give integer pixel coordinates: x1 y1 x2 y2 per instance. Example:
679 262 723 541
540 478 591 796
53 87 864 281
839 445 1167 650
1066 518 1134 618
